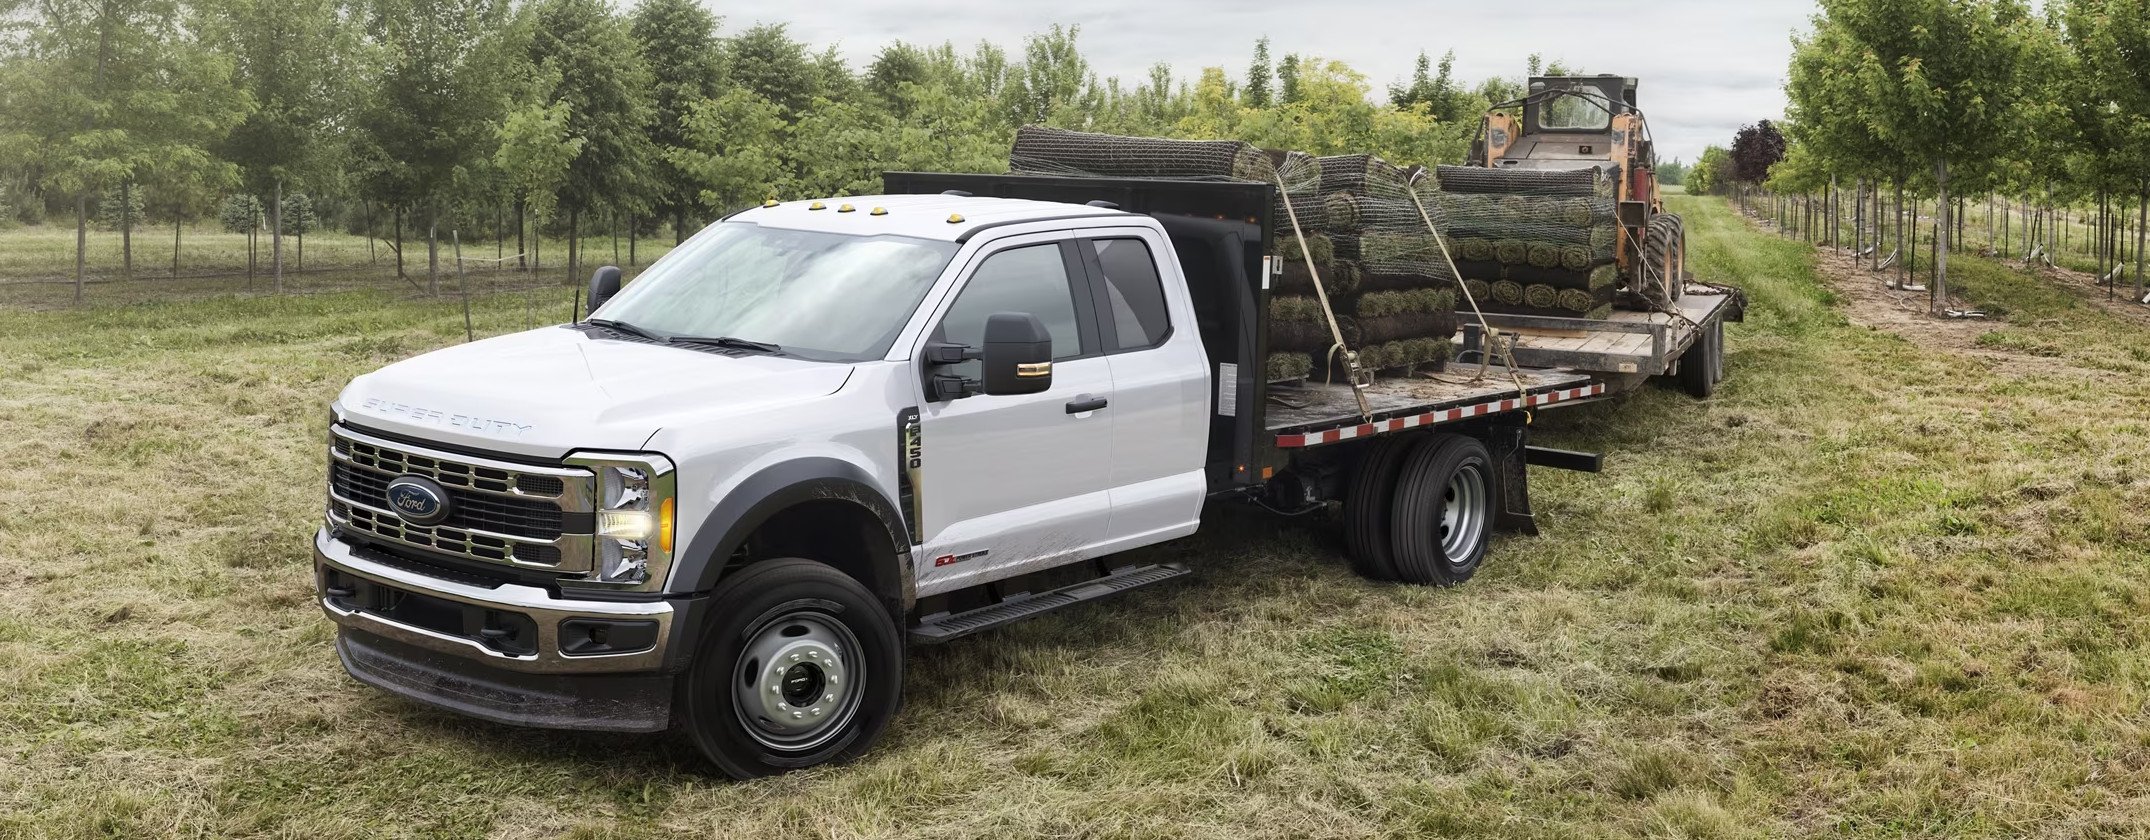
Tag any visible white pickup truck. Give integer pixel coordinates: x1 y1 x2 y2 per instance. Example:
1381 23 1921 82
314 172 1738 777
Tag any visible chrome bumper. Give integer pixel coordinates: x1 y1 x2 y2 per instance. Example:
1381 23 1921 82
314 527 672 674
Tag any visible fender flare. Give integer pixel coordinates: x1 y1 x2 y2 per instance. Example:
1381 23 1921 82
668 458 912 603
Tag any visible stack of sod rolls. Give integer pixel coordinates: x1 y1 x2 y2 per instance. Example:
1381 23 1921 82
1433 164 1621 319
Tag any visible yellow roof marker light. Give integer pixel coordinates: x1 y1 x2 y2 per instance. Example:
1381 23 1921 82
870 207 887 216
762 199 779 208
808 201 827 210
837 203 856 213
947 213 965 224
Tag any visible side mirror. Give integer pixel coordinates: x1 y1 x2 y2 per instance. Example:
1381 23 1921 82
587 266 623 312
978 312 1053 396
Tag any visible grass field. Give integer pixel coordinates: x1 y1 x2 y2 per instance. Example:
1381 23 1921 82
3 195 2148 838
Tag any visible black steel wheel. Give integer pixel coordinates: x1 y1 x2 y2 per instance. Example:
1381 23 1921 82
1387 434 1494 587
1342 436 1414 581
677 558 903 778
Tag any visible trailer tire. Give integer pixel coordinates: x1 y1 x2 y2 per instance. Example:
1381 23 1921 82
1342 436 1414 581
1388 434 1494 586
676 557 903 779
1680 319 1721 398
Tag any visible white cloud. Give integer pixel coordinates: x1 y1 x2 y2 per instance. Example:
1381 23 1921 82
719 0 1815 164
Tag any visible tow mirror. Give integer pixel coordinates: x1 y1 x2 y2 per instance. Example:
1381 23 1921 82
979 312 1052 396
587 265 623 312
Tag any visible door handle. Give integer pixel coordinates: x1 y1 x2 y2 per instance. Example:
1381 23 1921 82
1065 396 1108 414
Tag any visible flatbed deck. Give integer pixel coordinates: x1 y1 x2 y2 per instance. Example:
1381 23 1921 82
1267 366 1602 448
1459 288 1738 376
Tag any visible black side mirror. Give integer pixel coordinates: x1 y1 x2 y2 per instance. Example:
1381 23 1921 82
587 265 623 313
978 312 1052 396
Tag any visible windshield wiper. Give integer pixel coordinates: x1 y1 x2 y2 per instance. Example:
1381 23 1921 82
586 318 664 342
667 335 783 354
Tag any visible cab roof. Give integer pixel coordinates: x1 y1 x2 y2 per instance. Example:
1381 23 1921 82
728 193 1132 242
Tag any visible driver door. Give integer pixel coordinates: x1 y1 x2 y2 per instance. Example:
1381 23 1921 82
913 233 1115 595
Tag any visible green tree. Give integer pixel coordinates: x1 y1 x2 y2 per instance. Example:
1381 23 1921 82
1242 38 1272 108
630 0 723 244
214 0 356 292
1689 146 1733 196
494 97 582 273
353 0 510 291
727 23 820 114
2064 0 2150 298
4 0 247 299
672 88 787 212
1817 0 2041 312
1003 24 1092 126
523 0 655 280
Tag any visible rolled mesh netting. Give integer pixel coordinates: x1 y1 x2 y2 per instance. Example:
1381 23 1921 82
1266 352 1314 382
1355 288 1460 344
1491 280 1525 305
1436 194 1616 249
1523 284 1559 309
1325 192 1442 233
1275 260 1361 297
1276 232 1335 265
1344 232 1460 279
1358 272 1456 293
1316 154 1413 200
1526 242 1562 269
1435 164 1616 198
1269 295 1356 352
1556 288 1596 313
1011 125 1276 181
1463 278 1491 302
1355 338 1452 371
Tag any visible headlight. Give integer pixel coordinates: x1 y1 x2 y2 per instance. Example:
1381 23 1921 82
565 452 676 586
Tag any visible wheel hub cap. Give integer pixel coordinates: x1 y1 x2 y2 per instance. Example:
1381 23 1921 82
734 612 863 751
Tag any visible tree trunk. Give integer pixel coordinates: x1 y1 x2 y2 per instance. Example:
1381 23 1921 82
272 179 284 294
2136 185 2147 302
568 207 580 285
427 202 440 295
247 226 256 289
1931 162 1949 314
629 214 637 266
611 209 620 264
365 200 376 266
516 195 528 271
394 205 405 279
674 208 687 246
73 194 87 304
172 209 181 278
120 180 133 278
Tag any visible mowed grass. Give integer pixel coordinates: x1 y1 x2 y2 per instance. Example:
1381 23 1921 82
3 195 2149 838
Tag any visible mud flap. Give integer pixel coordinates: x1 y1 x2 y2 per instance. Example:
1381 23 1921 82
1486 423 1537 535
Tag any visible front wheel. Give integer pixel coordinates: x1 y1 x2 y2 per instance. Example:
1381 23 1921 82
1388 434 1494 586
677 558 903 778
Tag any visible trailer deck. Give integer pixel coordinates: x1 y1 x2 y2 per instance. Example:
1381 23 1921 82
1459 288 1738 375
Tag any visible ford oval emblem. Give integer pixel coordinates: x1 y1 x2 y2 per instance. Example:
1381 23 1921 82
384 476 452 526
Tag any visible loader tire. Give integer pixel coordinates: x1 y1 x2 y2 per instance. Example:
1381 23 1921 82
1641 213 1684 306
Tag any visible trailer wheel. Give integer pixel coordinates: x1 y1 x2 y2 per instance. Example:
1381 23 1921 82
1388 434 1494 586
676 558 903 778
1679 319 1722 398
1342 436 1414 581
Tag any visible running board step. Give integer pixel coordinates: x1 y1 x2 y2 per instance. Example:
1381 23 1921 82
909 562 1190 644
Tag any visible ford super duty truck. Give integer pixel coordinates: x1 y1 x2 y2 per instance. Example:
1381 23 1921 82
315 172 1738 777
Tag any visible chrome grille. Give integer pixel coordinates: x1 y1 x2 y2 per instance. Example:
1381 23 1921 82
327 424 594 574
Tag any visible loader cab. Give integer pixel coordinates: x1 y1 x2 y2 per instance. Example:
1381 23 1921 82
1521 75 1635 135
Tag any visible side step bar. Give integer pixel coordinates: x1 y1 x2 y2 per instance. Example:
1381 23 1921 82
909 562 1190 644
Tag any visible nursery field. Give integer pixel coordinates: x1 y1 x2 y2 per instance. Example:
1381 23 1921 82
2 195 2147 838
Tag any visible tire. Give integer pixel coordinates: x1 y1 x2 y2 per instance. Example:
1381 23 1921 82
1641 213 1684 306
676 557 903 779
1387 434 1494 587
1342 436 1414 581
1680 319 1720 398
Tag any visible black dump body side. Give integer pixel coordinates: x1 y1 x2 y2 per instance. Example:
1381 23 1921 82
882 171 1278 492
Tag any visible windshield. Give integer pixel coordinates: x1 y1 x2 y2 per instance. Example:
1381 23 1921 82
591 223 959 361
1539 89 1611 131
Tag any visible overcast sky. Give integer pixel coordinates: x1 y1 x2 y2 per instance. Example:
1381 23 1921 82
730 0 1819 165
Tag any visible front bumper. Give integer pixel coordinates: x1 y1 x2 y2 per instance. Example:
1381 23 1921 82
313 527 673 674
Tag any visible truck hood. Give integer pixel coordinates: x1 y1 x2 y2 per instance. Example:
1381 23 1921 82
337 326 854 458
